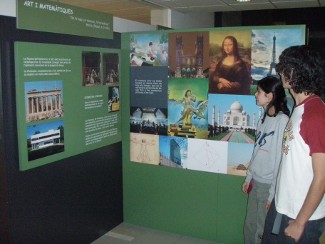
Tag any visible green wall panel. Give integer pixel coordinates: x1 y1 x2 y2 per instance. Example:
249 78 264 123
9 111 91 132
121 25 305 243
121 30 247 243
216 175 247 243
122 160 247 242
123 163 221 240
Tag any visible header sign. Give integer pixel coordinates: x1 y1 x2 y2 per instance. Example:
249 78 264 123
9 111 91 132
17 0 113 39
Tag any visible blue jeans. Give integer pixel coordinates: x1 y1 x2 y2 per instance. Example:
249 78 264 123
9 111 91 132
263 200 325 244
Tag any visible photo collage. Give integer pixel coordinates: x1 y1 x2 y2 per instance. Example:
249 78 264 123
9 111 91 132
129 26 305 176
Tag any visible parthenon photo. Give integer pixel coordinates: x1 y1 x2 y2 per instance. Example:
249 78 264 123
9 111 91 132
26 87 64 122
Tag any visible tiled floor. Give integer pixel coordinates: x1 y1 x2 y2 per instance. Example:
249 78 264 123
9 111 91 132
92 222 325 244
91 222 220 244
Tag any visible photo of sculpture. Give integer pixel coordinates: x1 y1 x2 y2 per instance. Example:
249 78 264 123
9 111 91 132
27 120 64 161
103 53 119 86
82 51 101 86
208 30 251 95
168 31 210 78
168 78 208 139
25 80 64 122
207 94 261 143
130 33 168 67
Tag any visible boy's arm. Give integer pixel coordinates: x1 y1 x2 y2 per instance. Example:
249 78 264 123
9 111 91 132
284 152 325 242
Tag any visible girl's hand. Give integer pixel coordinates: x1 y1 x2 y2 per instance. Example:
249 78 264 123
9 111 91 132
266 201 271 210
242 182 249 194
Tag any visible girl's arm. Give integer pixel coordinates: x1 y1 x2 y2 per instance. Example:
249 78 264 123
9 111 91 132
268 115 289 203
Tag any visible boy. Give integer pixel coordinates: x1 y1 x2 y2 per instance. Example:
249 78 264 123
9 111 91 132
263 45 325 243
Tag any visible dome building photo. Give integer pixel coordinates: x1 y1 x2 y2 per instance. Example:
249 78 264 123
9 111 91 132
208 94 261 143
223 100 249 129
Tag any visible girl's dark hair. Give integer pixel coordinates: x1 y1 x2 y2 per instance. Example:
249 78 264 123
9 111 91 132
258 76 290 123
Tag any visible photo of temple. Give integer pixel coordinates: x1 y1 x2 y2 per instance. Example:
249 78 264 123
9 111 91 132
25 81 64 122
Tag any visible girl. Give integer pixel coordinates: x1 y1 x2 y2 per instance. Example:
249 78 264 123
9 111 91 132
242 76 290 244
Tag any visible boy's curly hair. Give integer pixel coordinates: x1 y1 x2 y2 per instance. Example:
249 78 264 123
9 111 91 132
275 45 325 97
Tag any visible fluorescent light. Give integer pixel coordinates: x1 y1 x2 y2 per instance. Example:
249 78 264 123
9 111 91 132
236 0 251 2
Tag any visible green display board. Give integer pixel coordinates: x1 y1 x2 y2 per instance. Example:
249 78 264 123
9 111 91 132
17 0 113 39
126 25 305 175
15 42 121 170
121 25 306 243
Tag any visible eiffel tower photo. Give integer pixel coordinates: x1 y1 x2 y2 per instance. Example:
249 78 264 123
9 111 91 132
268 34 277 76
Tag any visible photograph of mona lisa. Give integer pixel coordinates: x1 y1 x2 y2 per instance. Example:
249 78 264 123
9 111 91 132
208 31 252 95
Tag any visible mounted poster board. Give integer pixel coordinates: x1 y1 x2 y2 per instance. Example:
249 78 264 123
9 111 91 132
15 42 121 170
126 25 306 176
17 0 113 39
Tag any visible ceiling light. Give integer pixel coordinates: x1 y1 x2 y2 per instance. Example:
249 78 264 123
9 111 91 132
236 0 251 2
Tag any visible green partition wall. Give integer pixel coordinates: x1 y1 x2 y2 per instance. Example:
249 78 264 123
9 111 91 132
121 31 248 243
123 162 247 243
121 25 305 243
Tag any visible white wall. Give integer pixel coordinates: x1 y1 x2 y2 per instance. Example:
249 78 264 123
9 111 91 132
113 17 156 33
1 0 16 17
0 1 156 33
151 9 171 28
0 1 214 32
150 9 214 29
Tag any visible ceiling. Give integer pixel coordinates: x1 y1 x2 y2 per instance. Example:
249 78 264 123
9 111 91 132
54 0 325 25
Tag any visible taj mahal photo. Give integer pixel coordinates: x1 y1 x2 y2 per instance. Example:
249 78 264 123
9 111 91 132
208 94 261 143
